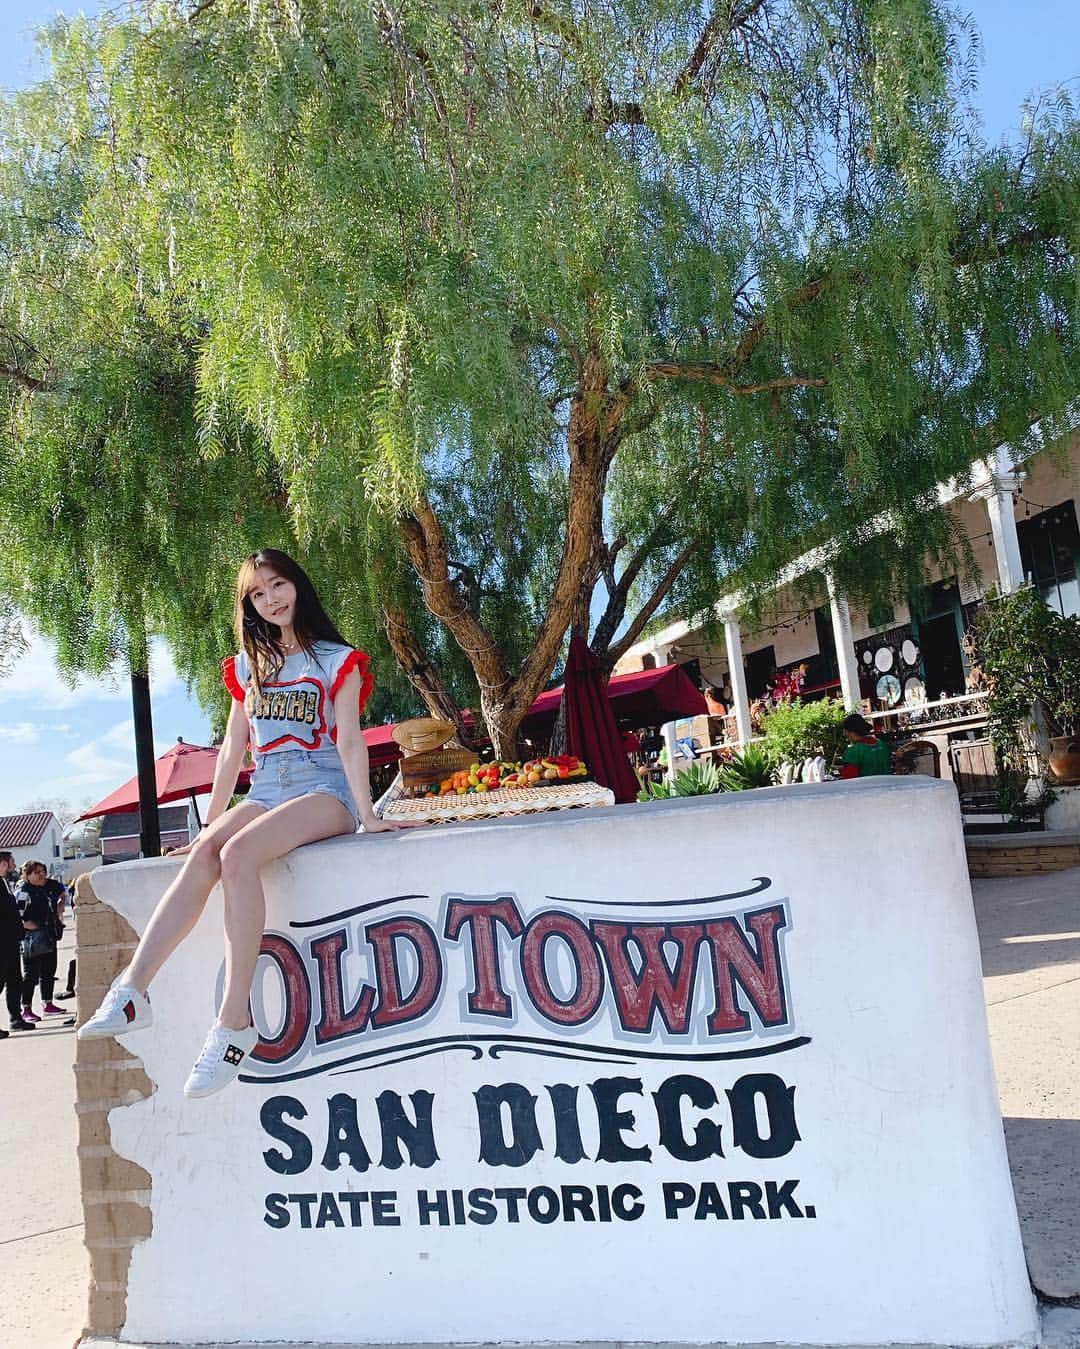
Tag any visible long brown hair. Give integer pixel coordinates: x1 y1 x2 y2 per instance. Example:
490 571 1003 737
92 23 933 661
234 549 348 694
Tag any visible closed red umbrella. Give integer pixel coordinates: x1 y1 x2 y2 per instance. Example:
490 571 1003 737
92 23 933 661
77 738 254 822
560 634 641 804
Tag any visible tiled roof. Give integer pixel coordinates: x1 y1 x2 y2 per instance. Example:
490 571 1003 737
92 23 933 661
0 811 56 848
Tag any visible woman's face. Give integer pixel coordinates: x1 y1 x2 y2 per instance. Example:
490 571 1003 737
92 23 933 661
27 866 47 885
247 564 298 630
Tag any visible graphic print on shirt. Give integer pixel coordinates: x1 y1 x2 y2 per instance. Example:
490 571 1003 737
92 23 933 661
246 677 329 751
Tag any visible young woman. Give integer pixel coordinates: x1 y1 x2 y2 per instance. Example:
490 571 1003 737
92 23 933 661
79 549 417 1097
16 860 67 1020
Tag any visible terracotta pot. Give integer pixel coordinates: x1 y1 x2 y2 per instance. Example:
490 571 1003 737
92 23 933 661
1048 735 1080 786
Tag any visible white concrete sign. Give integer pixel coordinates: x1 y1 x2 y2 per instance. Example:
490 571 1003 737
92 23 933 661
90 778 1036 1347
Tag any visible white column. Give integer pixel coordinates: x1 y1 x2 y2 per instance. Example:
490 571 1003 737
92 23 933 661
826 572 862 712
662 720 680 784
722 612 752 745
969 449 1025 595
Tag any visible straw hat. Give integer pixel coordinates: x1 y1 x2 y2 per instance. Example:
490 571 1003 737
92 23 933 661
391 718 455 754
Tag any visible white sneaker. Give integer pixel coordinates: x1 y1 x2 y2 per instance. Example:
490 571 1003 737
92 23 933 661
77 983 153 1040
183 1022 259 1099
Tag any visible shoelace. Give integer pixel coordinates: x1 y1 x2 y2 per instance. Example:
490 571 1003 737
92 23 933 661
193 1028 230 1071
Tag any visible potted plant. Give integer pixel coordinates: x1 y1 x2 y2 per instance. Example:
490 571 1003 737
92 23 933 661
974 588 1080 786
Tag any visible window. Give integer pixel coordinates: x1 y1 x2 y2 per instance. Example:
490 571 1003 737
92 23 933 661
1018 499 1080 617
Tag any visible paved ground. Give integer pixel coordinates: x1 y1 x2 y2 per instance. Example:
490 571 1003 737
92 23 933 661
1 874 1077 1349
0 925 87 1349
975 867 1080 1301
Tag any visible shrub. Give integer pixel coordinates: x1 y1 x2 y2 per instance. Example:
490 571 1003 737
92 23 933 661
716 743 776 791
761 697 847 766
637 758 721 801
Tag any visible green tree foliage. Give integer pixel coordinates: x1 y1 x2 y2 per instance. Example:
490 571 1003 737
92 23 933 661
0 2 1077 753
762 697 848 764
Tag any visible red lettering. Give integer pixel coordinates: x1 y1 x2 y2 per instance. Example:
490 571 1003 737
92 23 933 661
251 933 311 1064
591 922 704 1035
705 905 789 1033
444 896 524 1017
367 917 443 1029
521 912 604 1025
311 928 376 1045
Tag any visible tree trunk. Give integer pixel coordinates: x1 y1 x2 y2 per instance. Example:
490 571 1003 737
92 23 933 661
382 604 479 749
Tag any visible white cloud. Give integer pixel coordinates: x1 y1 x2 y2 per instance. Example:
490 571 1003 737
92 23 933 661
1 628 183 710
0 721 39 744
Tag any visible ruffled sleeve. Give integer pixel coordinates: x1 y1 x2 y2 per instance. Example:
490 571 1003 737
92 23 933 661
221 653 247 702
328 648 374 718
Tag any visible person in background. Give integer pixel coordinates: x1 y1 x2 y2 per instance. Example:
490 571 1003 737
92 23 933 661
838 713 893 778
0 852 35 1034
16 860 67 1019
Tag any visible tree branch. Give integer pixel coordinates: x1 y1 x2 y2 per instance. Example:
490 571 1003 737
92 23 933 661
602 540 700 672
382 604 479 750
643 363 826 393
0 363 52 393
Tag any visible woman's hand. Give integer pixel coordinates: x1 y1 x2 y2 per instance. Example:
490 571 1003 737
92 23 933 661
360 815 425 833
162 842 195 857
23 920 39 930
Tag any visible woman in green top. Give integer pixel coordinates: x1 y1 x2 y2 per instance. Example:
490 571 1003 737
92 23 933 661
839 714 893 778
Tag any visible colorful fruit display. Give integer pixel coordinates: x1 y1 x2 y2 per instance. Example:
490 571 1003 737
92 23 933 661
430 755 588 796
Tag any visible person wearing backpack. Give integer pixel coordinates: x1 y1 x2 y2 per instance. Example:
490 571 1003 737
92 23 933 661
15 860 67 1020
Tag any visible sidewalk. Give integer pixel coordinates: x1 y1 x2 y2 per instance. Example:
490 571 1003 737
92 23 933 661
1 874 1077 1349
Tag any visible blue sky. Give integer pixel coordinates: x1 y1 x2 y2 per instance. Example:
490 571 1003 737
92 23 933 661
0 0 1077 818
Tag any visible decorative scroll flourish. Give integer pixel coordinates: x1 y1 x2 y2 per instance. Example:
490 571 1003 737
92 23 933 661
239 1029 810 1086
544 877 772 909
290 894 430 928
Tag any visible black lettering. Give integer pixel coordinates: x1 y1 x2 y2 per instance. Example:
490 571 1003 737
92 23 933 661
590 1076 652 1163
560 1184 595 1221
371 1192 401 1226
264 1193 291 1228
611 1184 645 1220
526 1186 560 1224
451 1189 466 1225
417 1189 450 1226
727 1073 800 1159
663 1181 696 1219
694 1181 729 1220
377 1090 439 1169
468 1189 498 1224
316 1193 345 1228
475 1083 543 1166
261 1096 312 1175
321 1093 372 1172
653 1074 724 1162
289 1193 318 1228
766 1179 803 1218
339 1192 366 1226
494 1187 526 1222
728 1181 765 1219
548 1083 587 1164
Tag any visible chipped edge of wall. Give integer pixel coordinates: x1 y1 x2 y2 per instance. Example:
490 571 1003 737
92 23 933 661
74 871 155 1340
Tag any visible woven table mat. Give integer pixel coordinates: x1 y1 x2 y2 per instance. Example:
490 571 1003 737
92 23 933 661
381 779 615 824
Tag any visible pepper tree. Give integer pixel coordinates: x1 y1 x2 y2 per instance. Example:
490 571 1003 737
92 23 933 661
0 1 1077 756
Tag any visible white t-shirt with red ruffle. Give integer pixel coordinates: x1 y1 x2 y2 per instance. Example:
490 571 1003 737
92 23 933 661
221 641 373 754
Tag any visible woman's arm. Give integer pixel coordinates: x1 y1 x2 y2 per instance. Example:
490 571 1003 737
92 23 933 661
204 698 252 826
333 668 418 833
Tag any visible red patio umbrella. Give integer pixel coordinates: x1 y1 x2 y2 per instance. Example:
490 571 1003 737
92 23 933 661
77 738 254 824
559 634 641 805
521 661 707 740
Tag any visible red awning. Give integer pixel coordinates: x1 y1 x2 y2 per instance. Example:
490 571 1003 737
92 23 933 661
78 739 254 819
521 662 706 737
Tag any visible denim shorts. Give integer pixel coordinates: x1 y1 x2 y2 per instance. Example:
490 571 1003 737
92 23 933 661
246 748 358 827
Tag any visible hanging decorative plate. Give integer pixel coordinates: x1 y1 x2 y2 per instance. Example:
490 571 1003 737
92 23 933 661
876 673 902 706
904 676 926 703
874 646 894 672
862 650 873 664
901 639 920 667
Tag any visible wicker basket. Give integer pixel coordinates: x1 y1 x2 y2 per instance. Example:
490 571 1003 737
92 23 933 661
400 747 475 796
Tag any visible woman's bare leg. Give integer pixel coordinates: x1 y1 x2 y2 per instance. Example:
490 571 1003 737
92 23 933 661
217 794 354 1029
124 803 267 994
